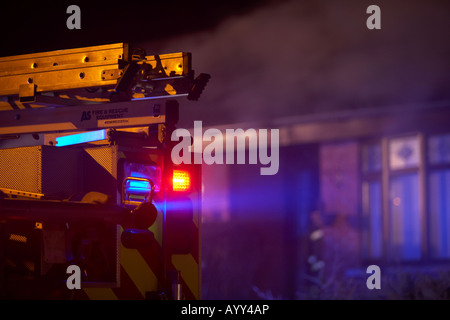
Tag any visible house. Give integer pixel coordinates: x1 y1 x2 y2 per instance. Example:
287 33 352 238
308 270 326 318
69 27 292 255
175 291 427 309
200 101 450 299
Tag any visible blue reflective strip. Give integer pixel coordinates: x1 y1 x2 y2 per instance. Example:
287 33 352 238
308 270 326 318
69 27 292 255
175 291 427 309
55 130 107 147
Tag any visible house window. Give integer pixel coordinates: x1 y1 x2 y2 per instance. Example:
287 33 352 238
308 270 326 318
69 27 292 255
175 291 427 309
428 134 450 259
388 136 420 170
362 133 450 262
388 173 421 260
361 143 383 261
388 135 422 261
362 179 383 260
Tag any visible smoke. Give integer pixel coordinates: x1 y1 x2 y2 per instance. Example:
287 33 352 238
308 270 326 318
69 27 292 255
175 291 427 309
141 0 450 127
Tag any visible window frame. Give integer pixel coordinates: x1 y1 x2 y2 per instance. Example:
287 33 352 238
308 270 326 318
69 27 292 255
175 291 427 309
360 131 450 264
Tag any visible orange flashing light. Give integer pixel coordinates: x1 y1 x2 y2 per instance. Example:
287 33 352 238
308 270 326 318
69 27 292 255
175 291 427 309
173 170 190 191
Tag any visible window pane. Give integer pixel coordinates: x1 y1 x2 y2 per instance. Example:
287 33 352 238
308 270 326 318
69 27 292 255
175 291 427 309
389 136 420 170
362 144 382 173
362 181 383 259
389 173 421 260
429 134 450 165
429 170 450 259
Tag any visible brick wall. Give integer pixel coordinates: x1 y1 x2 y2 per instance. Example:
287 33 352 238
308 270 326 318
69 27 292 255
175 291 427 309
318 141 361 275
320 141 359 216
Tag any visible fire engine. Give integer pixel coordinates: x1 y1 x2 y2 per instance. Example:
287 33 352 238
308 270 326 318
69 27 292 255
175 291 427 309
0 43 209 299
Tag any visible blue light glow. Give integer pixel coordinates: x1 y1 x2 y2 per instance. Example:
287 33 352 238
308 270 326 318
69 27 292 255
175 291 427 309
126 180 151 194
55 130 107 147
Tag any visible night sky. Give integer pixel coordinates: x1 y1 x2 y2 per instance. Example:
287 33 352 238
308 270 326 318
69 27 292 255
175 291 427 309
0 0 272 56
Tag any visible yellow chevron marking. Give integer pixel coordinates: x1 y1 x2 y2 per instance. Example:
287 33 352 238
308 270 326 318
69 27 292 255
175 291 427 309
120 246 158 297
83 288 118 300
172 254 199 299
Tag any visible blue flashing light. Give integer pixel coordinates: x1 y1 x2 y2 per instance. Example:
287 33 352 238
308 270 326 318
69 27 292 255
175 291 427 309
129 170 161 193
55 130 107 147
126 180 152 194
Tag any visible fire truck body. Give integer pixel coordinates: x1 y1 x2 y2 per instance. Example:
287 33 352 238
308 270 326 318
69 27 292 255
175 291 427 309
0 43 208 299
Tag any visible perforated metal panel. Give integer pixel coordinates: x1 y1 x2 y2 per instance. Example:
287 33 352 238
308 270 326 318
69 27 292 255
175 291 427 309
0 145 82 197
0 146 41 193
